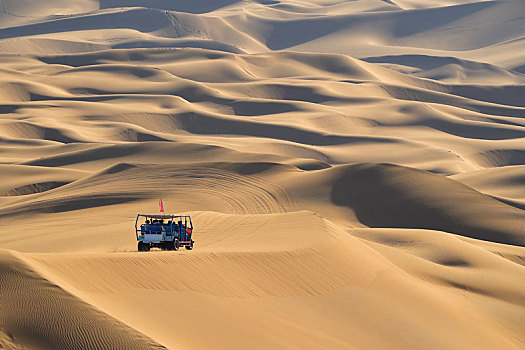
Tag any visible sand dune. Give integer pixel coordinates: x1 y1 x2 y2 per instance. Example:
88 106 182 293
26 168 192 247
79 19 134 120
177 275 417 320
0 249 164 349
0 0 524 349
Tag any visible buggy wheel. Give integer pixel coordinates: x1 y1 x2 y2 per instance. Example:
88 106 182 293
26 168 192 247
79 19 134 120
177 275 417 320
173 239 180 251
138 242 149 252
185 241 193 250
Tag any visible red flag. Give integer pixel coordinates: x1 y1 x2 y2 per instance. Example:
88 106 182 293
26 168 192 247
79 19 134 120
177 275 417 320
159 199 164 212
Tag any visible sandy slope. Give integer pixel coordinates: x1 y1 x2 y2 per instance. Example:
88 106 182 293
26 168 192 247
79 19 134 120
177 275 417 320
0 0 524 349
0 249 165 349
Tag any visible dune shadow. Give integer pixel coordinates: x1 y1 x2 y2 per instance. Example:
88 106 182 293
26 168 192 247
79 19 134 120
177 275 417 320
0 8 173 41
99 0 240 14
3 182 70 196
364 54 496 72
330 163 525 246
174 112 402 146
0 195 144 218
112 39 244 53
383 85 525 119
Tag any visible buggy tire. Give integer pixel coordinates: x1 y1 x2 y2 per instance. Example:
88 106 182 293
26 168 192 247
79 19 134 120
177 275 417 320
173 239 180 251
138 242 149 252
185 241 193 250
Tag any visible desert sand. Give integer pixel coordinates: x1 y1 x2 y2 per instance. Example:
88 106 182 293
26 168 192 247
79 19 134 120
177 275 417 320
0 0 524 349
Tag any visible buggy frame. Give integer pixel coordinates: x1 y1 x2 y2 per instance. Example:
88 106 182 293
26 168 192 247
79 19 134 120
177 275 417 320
135 213 194 251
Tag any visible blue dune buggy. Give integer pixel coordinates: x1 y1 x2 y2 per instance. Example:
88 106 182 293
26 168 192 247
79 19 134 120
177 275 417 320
135 214 194 252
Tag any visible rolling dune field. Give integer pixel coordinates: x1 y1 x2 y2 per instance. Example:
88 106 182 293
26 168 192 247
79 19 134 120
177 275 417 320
0 0 524 349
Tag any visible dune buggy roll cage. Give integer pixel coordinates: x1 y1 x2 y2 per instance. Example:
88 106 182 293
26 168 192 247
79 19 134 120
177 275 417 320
135 214 193 240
